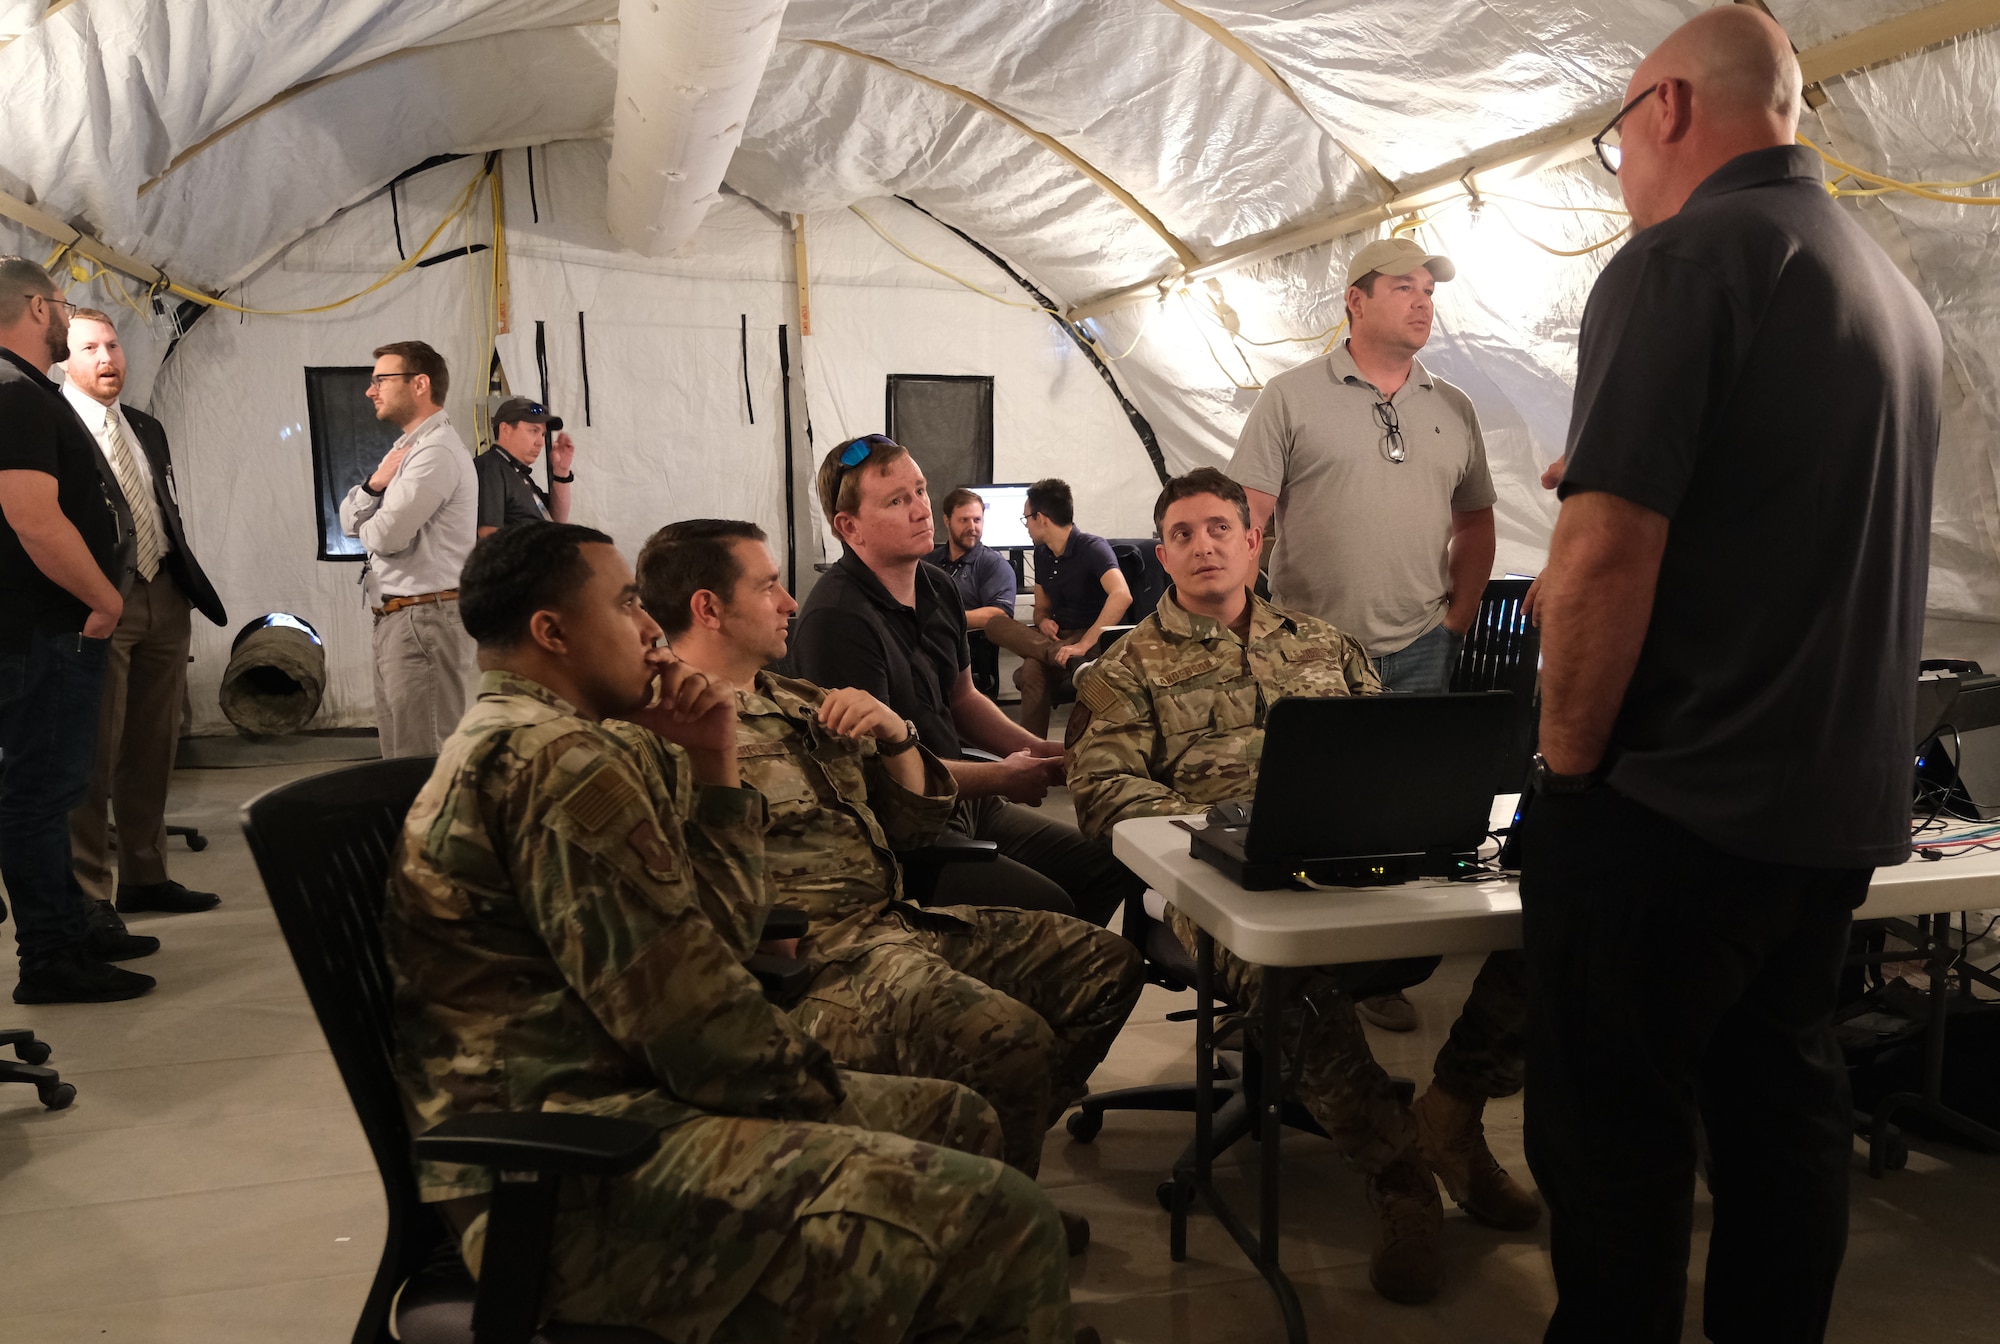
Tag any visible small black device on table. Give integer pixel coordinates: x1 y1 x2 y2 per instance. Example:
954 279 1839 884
1188 691 1515 889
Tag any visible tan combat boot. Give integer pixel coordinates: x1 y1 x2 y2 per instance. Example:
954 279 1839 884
1364 1155 1444 1305
1412 1083 1543 1231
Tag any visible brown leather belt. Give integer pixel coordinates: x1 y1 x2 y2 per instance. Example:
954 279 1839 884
374 588 458 619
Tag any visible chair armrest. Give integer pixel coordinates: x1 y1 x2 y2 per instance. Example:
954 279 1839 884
413 1111 659 1178
903 833 1000 867
746 952 816 1001
761 906 810 941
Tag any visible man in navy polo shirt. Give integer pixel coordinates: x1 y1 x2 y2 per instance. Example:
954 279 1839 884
981 479 1130 737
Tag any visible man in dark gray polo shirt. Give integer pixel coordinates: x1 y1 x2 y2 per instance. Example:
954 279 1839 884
1524 9 1941 1341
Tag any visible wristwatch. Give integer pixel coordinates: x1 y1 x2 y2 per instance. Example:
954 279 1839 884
550 471 575 483
876 720 921 756
1530 752 1597 797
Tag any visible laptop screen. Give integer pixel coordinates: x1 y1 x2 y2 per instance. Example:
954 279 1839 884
1245 693 1513 862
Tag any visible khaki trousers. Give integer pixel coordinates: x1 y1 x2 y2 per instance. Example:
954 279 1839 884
981 614 1085 738
71 571 193 904
372 599 475 759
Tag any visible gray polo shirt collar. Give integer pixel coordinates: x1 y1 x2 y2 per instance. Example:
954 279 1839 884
1326 342 1433 399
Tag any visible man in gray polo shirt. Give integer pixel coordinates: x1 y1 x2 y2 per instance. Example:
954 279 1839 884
1230 237 1500 1035
1230 236 1496 696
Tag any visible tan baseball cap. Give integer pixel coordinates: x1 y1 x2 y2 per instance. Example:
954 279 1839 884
1345 236 1456 288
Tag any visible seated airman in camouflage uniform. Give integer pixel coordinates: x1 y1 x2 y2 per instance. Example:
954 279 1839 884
1065 469 1539 1308
633 519 1143 1192
385 522 1079 1343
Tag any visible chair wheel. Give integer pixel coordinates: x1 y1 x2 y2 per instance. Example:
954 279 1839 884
186 834 209 852
1066 1109 1103 1144
39 1082 76 1110
16 1041 51 1065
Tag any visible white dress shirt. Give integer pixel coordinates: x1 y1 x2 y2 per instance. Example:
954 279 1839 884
339 410 479 605
62 379 166 536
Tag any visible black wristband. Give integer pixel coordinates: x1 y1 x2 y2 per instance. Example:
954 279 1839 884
550 471 575 483
362 480 385 497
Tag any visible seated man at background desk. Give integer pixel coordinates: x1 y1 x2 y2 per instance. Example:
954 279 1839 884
1065 468 1538 1307
929 487 1018 633
981 478 1130 737
635 517 1142 1199
386 521 1077 1343
793 436 1140 926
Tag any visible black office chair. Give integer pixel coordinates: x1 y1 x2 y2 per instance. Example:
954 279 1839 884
0 1027 74 1110
1066 897 1429 1208
241 758 667 1344
1448 578 1540 788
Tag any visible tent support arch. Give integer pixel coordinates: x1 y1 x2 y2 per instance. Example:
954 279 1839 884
797 39 1200 271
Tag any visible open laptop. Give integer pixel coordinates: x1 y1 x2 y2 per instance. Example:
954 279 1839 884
1189 692 1515 889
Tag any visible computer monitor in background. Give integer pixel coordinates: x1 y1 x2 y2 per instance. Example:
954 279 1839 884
958 483 1034 550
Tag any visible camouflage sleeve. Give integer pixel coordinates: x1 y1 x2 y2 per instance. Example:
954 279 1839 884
1342 630 1383 696
1066 656 1206 840
608 721 770 958
519 742 844 1122
862 743 957 850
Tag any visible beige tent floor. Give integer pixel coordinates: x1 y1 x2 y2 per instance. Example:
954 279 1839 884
3 759 1997 1342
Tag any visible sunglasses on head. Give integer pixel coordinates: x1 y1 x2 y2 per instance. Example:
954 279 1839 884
835 434 901 484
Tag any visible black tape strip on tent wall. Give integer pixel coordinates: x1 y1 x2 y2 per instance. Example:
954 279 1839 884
526 145 539 224
577 312 592 426
779 323 802 592
740 314 755 424
535 320 552 491
895 197 1169 486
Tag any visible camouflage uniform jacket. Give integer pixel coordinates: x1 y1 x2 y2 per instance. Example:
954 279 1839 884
1067 588 1379 840
734 671 958 962
386 670 846 1201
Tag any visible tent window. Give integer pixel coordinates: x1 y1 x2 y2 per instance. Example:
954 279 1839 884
886 375 994 540
304 367 401 561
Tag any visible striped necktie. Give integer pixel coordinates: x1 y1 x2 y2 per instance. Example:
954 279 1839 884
101 409 166 581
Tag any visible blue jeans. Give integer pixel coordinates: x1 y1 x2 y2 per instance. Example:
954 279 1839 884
1373 621 1464 694
0 630 111 971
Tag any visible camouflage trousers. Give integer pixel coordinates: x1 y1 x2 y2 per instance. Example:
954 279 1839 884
460 1070 1073 1343
792 904 1145 1174
1168 906 1527 1174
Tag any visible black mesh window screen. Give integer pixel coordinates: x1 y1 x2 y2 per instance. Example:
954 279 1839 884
885 374 995 538
305 367 402 560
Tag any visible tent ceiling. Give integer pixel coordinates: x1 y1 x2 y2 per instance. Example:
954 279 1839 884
7 1 1995 309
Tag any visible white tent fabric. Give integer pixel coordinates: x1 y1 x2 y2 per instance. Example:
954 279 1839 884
1 0 1997 733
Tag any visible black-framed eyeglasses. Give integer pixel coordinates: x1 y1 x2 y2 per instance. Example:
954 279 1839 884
1592 85 1657 175
23 293 79 318
1374 399 1406 464
367 372 418 388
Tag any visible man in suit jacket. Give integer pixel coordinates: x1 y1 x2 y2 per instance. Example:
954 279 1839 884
63 309 228 956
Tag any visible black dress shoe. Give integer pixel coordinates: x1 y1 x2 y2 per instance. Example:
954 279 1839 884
86 900 160 961
14 944 157 1003
115 880 221 914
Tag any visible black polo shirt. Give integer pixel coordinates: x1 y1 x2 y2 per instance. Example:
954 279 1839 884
475 447 551 529
0 347 126 645
1560 145 1941 868
792 551 971 758
1033 528 1119 630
